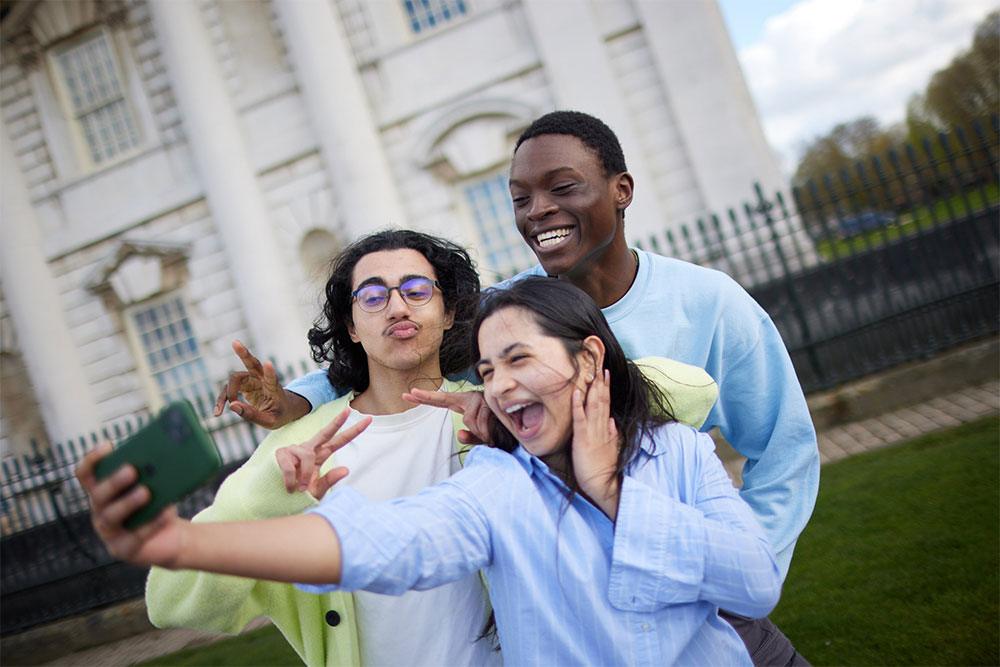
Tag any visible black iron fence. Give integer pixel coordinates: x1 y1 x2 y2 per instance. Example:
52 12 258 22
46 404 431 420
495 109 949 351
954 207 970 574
636 116 999 392
2 118 998 635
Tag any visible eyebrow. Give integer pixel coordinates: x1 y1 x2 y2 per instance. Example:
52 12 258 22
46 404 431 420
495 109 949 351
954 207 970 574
354 273 430 290
509 166 578 187
475 342 529 370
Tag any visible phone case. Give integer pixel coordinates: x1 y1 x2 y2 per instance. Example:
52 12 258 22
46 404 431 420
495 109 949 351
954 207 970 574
95 400 223 529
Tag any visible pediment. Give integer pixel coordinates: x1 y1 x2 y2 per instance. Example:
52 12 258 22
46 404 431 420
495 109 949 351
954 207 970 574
413 99 536 180
86 240 189 307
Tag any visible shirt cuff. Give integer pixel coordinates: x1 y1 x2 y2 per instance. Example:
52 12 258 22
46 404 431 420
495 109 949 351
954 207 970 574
294 486 406 595
607 475 704 611
285 370 337 412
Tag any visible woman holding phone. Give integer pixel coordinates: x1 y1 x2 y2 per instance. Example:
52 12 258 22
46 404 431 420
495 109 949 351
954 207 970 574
79 276 780 666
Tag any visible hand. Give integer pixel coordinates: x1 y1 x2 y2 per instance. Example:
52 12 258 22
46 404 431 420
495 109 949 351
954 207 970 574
402 388 493 445
75 442 186 568
274 407 373 499
213 340 312 429
571 369 621 520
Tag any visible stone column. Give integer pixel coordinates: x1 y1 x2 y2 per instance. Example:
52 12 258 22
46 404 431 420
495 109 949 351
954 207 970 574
149 0 307 363
519 0 669 242
274 0 407 237
0 125 101 444
634 0 784 214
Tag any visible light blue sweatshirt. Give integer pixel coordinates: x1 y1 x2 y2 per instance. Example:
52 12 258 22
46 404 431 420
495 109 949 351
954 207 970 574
287 250 819 579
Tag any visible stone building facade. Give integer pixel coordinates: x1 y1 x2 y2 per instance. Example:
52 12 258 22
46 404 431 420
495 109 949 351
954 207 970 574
0 0 782 457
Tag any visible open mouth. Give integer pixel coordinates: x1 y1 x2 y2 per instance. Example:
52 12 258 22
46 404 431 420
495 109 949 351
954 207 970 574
505 401 544 436
534 227 572 249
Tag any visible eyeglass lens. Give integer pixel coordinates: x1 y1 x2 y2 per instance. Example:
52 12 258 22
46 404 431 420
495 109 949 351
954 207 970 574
354 278 436 312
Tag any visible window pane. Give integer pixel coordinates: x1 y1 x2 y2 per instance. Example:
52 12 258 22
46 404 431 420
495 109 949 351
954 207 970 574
402 0 467 33
463 173 534 279
56 31 140 165
129 297 211 414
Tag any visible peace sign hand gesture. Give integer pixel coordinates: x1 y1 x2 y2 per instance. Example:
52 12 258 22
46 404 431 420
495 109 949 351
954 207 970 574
274 407 373 500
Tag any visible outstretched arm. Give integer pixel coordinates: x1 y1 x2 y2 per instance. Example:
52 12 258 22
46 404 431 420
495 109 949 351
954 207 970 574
213 340 313 429
77 408 368 589
143 401 362 640
151 513 343 584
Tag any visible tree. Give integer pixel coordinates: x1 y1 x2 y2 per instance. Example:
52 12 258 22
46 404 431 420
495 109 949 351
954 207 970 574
908 11 999 136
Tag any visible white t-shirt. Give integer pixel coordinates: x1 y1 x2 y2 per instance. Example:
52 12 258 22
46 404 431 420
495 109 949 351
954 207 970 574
333 401 500 667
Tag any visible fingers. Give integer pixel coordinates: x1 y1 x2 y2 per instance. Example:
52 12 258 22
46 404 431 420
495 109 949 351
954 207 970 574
275 411 371 494
572 388 586 429
454 392 492 445
313 466 350 499
96 484 151 535
233 340 265 376
75 441 113 491
303 407 353 451
456 429 479 445
275 445 315 493
213 341 267 417
213 371 250 417
228 400 275 428
261 360 281 396
403 388 468 412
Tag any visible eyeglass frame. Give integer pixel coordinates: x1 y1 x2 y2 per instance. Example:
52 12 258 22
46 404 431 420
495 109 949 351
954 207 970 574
350 277 442 313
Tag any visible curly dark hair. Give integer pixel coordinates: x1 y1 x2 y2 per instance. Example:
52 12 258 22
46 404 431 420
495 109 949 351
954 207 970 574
514 110 628 177
307 229 480 394
471 276 675 491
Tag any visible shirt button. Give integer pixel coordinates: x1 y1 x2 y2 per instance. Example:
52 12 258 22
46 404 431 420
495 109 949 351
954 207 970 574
325 610 341 627
641 622 651 632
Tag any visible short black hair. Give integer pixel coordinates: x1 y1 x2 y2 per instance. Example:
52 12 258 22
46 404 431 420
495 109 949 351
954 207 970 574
514 110 628 176
307 229 480 394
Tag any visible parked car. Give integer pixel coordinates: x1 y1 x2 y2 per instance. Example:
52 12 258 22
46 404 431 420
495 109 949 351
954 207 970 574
837 210 896 238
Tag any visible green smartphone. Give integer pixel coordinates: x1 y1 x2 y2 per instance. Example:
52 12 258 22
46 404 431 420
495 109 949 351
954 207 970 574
94 400 223 529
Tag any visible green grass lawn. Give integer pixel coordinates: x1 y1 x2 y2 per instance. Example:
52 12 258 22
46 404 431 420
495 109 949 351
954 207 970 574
141 417 999 666
773 416 999 666
140 623 299 666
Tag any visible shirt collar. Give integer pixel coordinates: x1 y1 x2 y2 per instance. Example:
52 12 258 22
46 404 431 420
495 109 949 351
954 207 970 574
510 445 568 485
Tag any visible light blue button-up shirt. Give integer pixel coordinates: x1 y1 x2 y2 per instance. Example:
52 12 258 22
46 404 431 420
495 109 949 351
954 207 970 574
299 423 781 666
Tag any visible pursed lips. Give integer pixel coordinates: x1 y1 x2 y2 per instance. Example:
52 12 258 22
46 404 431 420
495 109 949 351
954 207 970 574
385 320 419 338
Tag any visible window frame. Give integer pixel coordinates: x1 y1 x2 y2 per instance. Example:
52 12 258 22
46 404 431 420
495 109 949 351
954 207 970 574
122 292 213 416
47 26 142 172
459 169 535 281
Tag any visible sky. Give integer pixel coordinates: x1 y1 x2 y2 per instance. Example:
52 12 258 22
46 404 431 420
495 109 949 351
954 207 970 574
716 0 998 175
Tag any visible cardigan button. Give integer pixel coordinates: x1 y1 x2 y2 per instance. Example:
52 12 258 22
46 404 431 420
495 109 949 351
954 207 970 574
325 610 341 627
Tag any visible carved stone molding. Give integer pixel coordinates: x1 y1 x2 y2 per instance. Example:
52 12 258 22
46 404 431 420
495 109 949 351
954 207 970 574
86 240 190 313
3 0 129 69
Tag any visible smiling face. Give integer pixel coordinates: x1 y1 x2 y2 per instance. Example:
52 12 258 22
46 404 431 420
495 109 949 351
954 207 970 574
509 134 633 279
476 306 596 472
347 248 454 381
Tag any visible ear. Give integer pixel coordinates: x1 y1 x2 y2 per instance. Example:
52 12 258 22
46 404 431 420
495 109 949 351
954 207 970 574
442 308 455 332
579 335 606 380
614 172 634 212
347 320 360 344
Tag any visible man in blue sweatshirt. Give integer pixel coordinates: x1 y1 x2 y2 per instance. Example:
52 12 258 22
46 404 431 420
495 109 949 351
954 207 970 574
218 111 818 666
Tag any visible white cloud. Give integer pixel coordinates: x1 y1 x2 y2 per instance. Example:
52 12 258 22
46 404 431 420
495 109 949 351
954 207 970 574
737 0 998 175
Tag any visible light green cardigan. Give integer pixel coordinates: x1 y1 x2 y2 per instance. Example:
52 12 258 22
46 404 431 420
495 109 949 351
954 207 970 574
145 359 717 666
